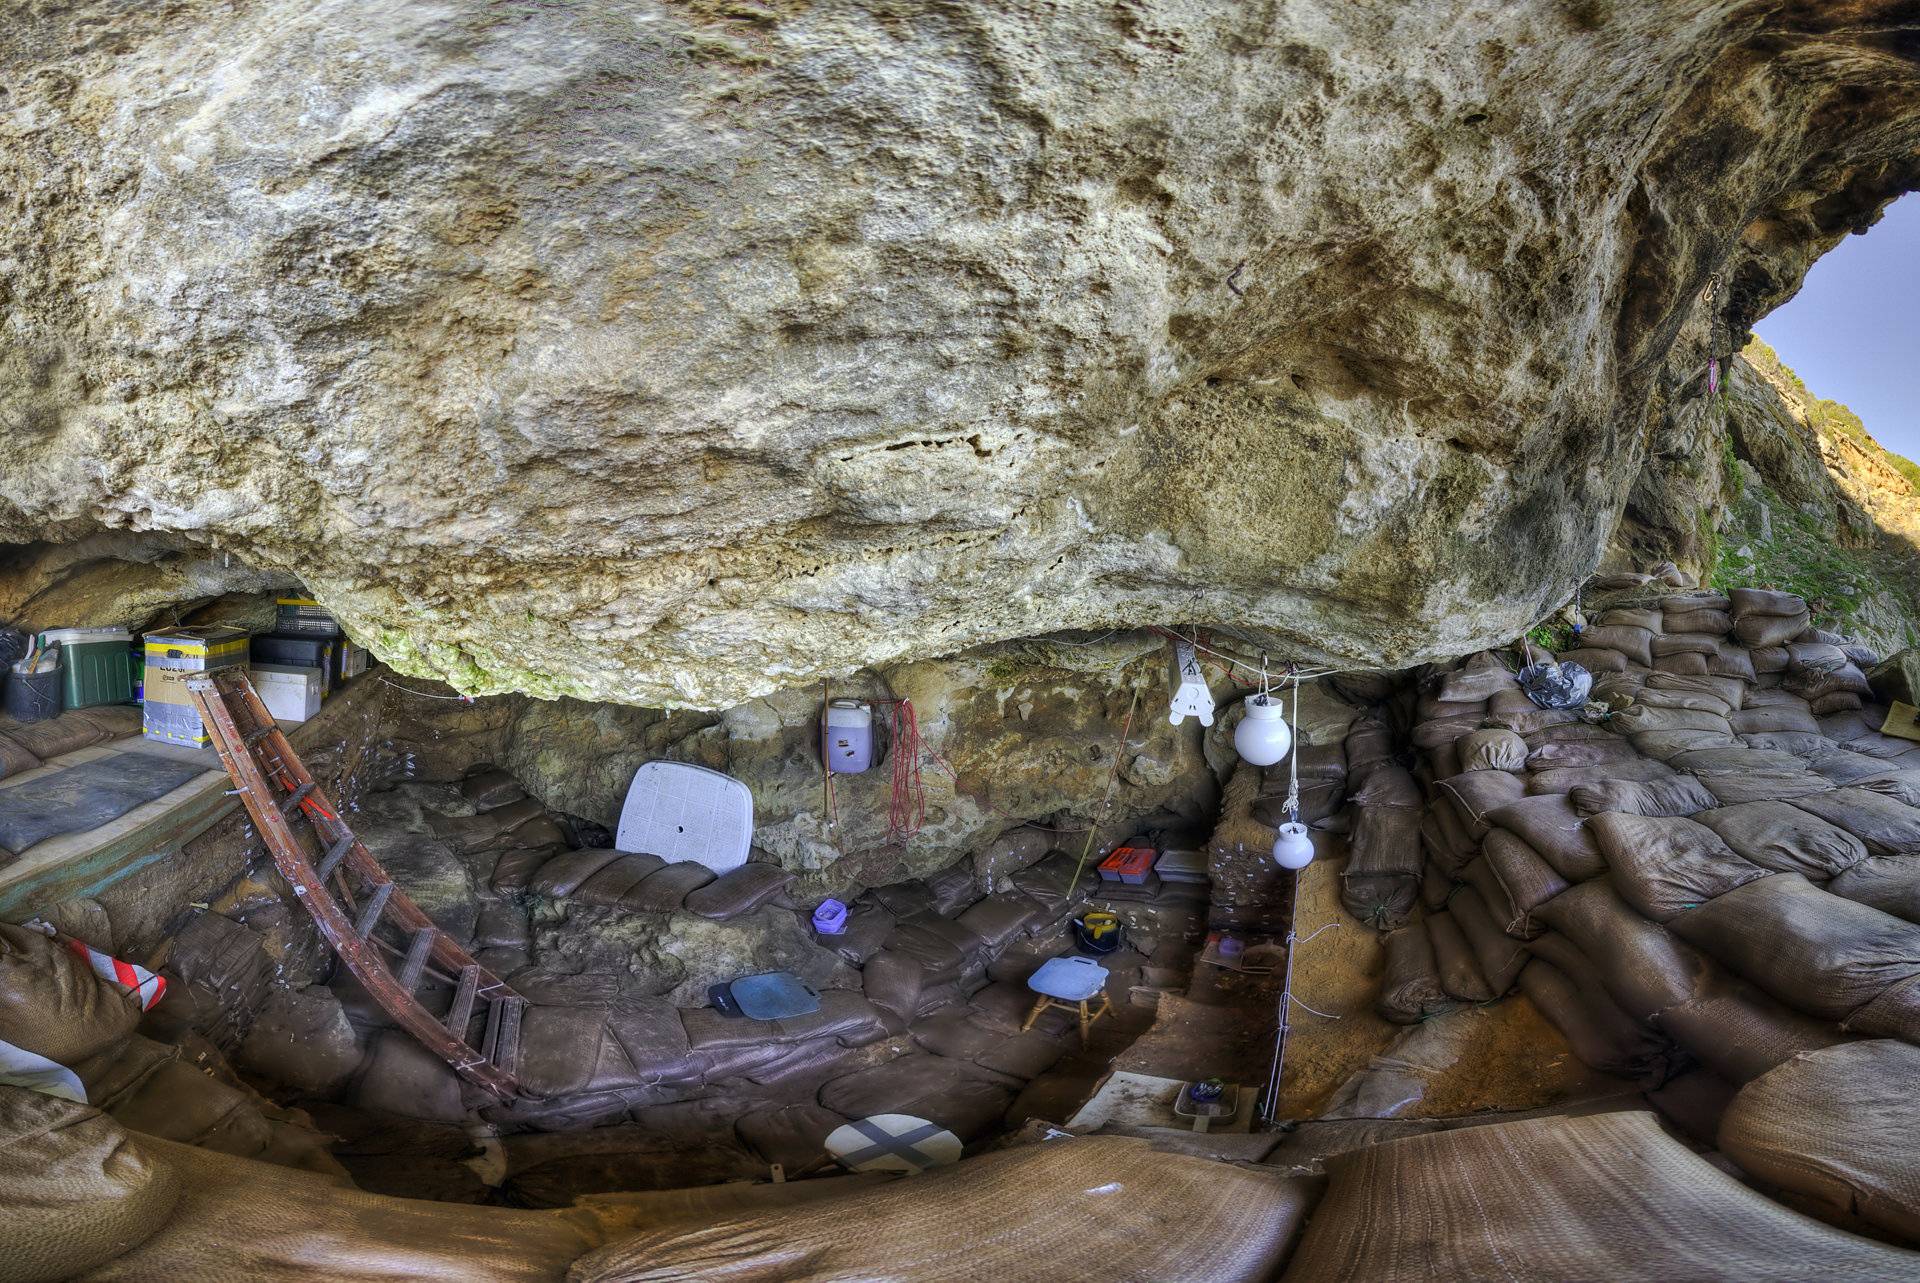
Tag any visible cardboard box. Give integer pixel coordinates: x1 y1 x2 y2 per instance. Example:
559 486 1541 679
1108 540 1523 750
143 626 248 746
252 663 324 724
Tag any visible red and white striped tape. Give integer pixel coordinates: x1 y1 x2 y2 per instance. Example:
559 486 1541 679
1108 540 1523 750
67 939 167 1011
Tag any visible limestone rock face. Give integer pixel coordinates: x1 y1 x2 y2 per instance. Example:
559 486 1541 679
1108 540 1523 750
4 3 1918 706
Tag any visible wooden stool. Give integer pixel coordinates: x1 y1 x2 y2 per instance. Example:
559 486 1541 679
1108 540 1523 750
1023 955 1113 1048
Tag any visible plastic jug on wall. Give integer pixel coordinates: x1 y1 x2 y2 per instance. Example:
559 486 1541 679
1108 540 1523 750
823 699 874 774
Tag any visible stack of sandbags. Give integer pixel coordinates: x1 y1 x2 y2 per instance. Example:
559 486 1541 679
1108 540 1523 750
1341 763 1423 928
1781 641 1874 716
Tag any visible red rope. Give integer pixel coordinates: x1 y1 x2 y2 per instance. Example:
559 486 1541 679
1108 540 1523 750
883 698 925 841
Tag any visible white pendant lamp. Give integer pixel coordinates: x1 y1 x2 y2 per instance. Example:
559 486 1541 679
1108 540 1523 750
1273 821 1315 869
1234 693 1293 767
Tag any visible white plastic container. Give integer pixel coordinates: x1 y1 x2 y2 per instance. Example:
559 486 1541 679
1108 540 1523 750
824 699 874 774
251 663 324 724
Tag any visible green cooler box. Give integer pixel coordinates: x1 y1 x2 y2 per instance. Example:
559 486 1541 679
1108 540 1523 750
37 628 135 709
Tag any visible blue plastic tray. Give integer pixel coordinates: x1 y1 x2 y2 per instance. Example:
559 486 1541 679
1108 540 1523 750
729 971 821 1021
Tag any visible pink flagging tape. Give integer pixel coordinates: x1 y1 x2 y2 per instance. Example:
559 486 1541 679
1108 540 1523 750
67 939 167 1011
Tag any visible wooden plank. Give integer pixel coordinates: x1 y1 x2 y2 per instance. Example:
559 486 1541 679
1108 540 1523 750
315 833 355 882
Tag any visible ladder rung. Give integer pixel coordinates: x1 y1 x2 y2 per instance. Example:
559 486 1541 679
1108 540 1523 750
397 927 438 992
278 782 314 816
483 996 524 1074
354 883 393 938
316 833 355 882
446 966 480 1036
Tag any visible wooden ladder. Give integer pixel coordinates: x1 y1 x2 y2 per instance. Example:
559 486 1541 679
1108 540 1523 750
189 667 526 1098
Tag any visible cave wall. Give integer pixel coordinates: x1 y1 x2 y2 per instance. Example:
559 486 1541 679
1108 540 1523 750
3 3 1918 707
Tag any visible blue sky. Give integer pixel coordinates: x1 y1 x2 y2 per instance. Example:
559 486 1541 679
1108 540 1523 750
1755 193 1920 463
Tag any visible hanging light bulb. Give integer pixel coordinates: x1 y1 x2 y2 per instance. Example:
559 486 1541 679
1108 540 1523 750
1273 821 1315 869
1233 693 1293 766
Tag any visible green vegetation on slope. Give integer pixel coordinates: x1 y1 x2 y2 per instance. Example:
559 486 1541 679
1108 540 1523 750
1745 338 1920 491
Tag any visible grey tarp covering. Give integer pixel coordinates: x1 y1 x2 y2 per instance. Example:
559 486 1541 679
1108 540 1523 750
1718 1040 1920 1244
1278 1111 1920 1282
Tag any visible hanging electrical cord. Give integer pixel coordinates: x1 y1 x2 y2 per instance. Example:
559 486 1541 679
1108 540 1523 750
1066 686 1143 889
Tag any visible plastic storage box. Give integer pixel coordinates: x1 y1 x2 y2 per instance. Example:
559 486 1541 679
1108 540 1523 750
1098 845 1157 884
143 627 248 747
252 634 334 698
333 640 369 685
37 628 134 709
251 663 324 724
274 598 342 637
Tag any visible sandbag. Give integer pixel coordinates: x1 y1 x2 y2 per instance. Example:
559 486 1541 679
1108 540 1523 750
1278 1110 1915 1283
1734 612 1812 648
1718 1041 1920 1244
1694 802 1867 879
1456 729 1526 772
458 768 526 811
1535 879 1712 1020
1477 832 1566 929
1569 775 1718 819
1345 797 1422 882
1587 813 1768 921
1699 772 1834 806
1810 691 1863 716
1789 787 1920 855
1628 728 1740 760
0 924 139 1066
0 1087 179 1282
1656 978 1847 1086
1376 927 1451 1024
1707 643 1757 682
1340 873 1418 931
1608 704 1733 737
0 734 42 782
1670 873 1920 1027
733 1103 850 1172
1654 651 1710 676
1729 704 1821 736
1420 860 1458 911
861 951 925 1030
1434 770 1525 839
682 864 795 921
1662 608 1732 635
1596 608 1663 633
816 1054 1013 1143
1436 652 1518 703
1731 588 1808 619
1828 854 1920 926
1450 886 1526 993
1635 686 1734 717
1485 795 1606 881
1802 746 1896 785
1646 672 1747 706
1524 737 1638 769
1667 746 1807 776
1578 625 1654 667
1343 716 1397 784
1426 912 1493 1002
954 892 1048 952
1554 647 1627 674
1529 759 1676 797
1486 688 1581 735
1410 715 1481 751
1651 632 1718 658
1517 960 1678 1083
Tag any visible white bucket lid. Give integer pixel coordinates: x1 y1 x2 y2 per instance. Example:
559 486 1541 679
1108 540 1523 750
38 627 134 646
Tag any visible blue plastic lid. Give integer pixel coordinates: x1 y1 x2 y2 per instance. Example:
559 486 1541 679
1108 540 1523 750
729 971 821 1021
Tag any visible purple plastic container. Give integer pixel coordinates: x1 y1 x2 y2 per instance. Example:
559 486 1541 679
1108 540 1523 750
812 898 849 936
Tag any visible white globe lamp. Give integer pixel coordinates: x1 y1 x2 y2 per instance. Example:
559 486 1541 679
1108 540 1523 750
1234 694 1293 767
1273 821 1315 869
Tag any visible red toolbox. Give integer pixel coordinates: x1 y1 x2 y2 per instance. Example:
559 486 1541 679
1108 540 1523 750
1098 845 1157 885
